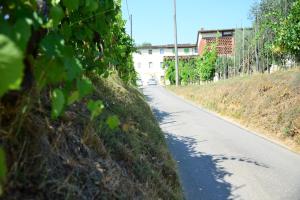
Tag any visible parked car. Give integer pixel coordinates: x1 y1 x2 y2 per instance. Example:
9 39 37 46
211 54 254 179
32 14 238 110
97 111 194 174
147 78 157 85
136 79 143 87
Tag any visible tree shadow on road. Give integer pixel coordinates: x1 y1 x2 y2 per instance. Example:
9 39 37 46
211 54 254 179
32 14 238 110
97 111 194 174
150 101 270 199
165 133 235 200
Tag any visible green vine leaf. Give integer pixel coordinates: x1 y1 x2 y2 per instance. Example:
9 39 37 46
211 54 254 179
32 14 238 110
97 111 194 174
0 34 24 97
63 0 79 11
50 5 64 27
51 0 61 6
67 91 79 105
77 77 93 98
85 0 99 12
14 18 31 52
51 88 65 119
87 100 104 120
64 57 82 81
106 115 120 130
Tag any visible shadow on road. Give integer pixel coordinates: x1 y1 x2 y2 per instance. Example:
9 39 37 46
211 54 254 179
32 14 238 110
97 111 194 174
150 103 269 199
166 133 234 200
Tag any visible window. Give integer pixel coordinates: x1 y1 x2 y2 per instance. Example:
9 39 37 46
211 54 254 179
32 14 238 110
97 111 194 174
222 31 233 36
148 49 152 54
172 48 175 54
149 62 153 68
194 47 198 53
160 62 163 69
160 48 164 54
184 48 190 54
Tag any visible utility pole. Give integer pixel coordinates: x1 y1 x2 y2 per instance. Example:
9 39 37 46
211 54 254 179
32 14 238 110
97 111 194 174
173 0 179 86
233 26 236 77
242 26 245 74
130 14 133 40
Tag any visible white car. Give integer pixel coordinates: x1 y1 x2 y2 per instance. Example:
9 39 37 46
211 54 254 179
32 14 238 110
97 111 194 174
147 78 157 85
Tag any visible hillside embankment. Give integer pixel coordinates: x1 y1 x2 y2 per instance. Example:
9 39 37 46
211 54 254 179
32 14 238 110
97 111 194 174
168 69 300 152
0 75 183 199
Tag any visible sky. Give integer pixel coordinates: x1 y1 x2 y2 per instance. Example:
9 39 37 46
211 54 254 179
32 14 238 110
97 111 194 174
121 0 257 45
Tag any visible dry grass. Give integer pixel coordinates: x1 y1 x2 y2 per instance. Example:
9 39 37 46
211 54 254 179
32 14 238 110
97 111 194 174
0 75 183 199
168 69 300 152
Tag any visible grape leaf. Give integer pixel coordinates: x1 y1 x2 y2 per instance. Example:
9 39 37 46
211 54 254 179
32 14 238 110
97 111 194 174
50 5 64 27
85 0 99 12
51 89 65 119
63 0 79 11
106 115 120 130
67 91 79 105
0 34 24 97
51 0 61 6
14 18 31 52
77 77 93 98
64 57 82 81
34 57 66 89
87 100 104 120
40 34 65 57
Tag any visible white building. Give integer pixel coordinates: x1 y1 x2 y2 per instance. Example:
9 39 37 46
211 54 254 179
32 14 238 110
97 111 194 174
133 44 198 85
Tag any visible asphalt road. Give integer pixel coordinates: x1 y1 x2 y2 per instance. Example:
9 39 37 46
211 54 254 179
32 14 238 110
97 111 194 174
143 86 300 200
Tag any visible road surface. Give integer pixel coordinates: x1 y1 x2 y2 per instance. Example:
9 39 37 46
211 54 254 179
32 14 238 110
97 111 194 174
143 86 300 200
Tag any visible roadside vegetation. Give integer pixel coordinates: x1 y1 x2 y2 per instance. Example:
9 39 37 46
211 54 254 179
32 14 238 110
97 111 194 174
164 0 300 84
164 0 300 151
169 69 300 152
0 0 183 199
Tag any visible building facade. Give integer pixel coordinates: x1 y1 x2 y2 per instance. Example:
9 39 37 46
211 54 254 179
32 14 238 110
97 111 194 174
133 44 197 85
196 28 235 56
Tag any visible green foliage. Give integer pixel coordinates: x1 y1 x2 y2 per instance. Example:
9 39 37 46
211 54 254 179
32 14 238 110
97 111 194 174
0 0 136 120
275 0 300 55
196 45 218 81
77 77 93 99
50 5 64 27
106 115 120 130
62 0 79 11
163 60 176 84
87 100 104 120
0 147 6 196
163 46 217 85
51 89 65 119
250 0 299 67
0 35 24 97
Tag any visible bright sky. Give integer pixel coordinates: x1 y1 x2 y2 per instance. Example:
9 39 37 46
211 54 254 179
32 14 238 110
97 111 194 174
121 0 257 45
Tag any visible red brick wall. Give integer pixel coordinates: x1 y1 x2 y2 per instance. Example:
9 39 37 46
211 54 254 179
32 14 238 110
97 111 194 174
198 36 234 56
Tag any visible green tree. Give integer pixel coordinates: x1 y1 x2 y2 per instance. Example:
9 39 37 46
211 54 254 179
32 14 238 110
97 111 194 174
196 45 218 81
275 0 300 56
163 60 176 84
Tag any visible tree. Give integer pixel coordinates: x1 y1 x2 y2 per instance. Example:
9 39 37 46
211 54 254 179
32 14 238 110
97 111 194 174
275 0 300 57
196 45 218 81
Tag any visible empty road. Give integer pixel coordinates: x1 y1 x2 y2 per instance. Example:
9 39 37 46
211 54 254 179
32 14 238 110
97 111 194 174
144 86 300 200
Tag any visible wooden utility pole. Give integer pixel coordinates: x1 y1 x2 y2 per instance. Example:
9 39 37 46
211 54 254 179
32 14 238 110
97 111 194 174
130 14 132 40
173 0 179 86
233 28 236 77
242 26 245 74
254 18 260 73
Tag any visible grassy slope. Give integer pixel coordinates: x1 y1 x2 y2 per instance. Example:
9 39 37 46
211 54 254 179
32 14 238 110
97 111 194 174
0 75 183 199
168 69 300 152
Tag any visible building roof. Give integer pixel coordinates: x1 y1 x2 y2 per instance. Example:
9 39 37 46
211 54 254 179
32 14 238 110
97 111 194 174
196 28 252 47
137 43 196 50
198 28 235 34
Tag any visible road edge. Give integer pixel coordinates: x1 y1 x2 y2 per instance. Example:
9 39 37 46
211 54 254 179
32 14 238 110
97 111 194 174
162 86 300 155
